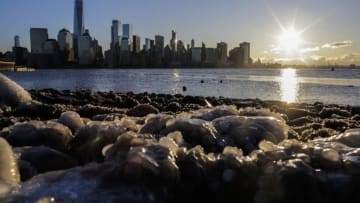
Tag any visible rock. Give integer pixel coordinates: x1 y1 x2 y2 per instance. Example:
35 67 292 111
139 114 174 134
163 102 182 112
288 116 314 126
126 104 159 117
160 118 219 152
118 96 140 108
191 105 238 121
322 119 349 131
285 108 311 120
6 121 74 152
315 128 360 148
0 73 32 107
70 121 128 163
351 115 360 121
212 116 288 153
319 107 351 118
58 111 85 134
0 138 20 185
13 101 61 119
77 104 125 118
181 96 209 106
14 146 78 176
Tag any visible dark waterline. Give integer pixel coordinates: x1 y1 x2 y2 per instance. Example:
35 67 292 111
3 68 360 106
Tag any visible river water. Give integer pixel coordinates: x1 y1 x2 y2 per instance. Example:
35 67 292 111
3 68 360 106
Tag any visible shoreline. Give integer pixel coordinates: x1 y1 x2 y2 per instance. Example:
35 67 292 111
1 87 360 202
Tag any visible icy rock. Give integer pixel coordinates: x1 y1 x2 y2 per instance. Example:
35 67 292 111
14 146 78 175
0 138 20 198
0 138 20 185
126 104 159 117
315 128 360 148
70 121 128 163
212 116 288 153
139 114 173 134
160 118 219 152
58 111 85 134
0 73 32 107
191 105 238 121
6 121 73 151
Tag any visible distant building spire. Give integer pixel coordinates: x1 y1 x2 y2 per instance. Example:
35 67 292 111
14 35 20 47
74 0 84 37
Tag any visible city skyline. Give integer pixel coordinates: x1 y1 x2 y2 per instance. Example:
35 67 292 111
0 0 359 65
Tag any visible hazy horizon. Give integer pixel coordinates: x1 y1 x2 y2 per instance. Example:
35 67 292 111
1 0 359 65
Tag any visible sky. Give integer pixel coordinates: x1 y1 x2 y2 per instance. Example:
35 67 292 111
0 0 359 65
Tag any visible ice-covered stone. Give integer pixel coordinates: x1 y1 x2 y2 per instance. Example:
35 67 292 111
0 138 20 185
160 118 219 152
315 128 360 148
6 121 73 151
0 73 32 107
191 105 238 121
58 111 85 134
212 116 288 153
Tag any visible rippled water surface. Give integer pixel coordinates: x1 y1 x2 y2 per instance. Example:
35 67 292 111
3 68 360 106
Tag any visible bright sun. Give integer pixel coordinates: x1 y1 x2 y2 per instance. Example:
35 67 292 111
277 28 303 53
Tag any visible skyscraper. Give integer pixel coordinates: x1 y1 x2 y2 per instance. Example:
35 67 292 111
132 35 141 53
74 0 84 37
14 36 20 47
170 30 177 52
217 42 228 63
122 24 133 43
30 28 48 53
58 29 73 51
240 42 250 65
111 20 121 47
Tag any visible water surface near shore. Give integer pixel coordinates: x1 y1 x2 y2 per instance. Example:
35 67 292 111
3 68 360 106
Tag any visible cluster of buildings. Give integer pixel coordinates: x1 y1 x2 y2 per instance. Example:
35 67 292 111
1 0 252 68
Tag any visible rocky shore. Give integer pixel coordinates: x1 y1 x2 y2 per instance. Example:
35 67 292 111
0 73 359 203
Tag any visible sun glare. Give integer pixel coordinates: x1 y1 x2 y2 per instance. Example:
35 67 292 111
280 68 299 103
277 28 303 53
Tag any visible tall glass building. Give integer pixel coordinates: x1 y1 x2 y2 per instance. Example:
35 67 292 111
73 0 84 37
122 24 133 43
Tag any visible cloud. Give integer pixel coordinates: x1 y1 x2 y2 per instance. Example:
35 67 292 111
300 46 320 53
321 40 353 49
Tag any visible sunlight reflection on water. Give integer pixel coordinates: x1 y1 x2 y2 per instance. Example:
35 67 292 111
280 68 299 103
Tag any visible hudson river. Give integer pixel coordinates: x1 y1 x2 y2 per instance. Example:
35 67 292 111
3 68 360 106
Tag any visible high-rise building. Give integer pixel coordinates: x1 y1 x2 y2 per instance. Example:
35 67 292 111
170 30 177 52
132 35 141 53
111 20 121 47
150 40 155 50
191 39 195 49
43 39 58 54
30 28 48 53
74 0 84 37
14 36 20 47
217 42 228 63
240 42 250 65
120 37 130 51
58 29 73 51
155 35 164 55
145 38 151 51
122 24 133 43
78 31 95 65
